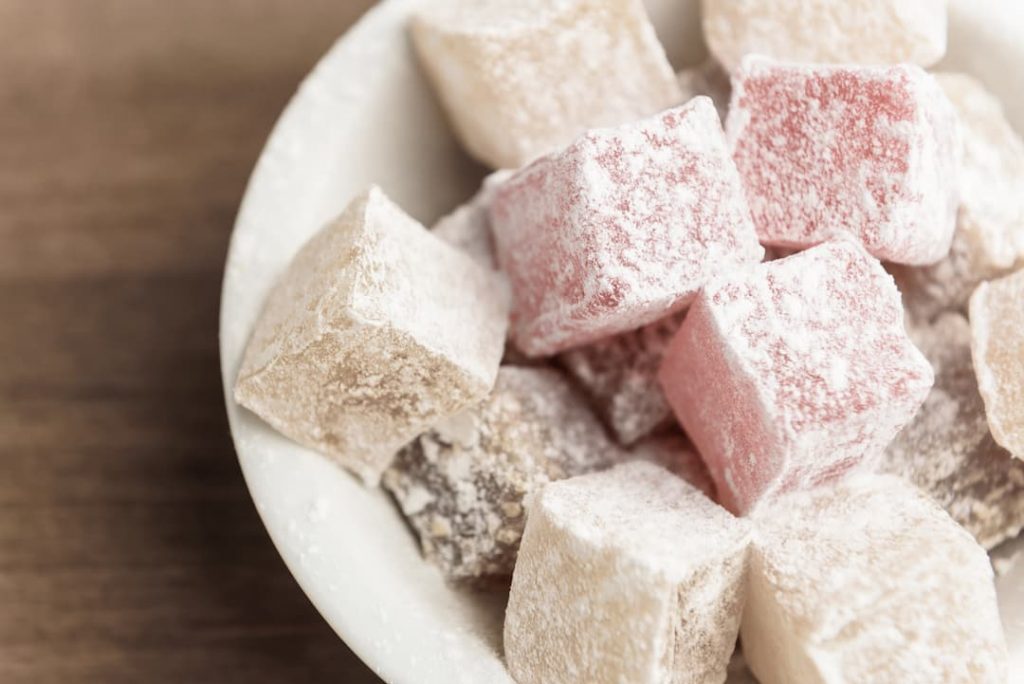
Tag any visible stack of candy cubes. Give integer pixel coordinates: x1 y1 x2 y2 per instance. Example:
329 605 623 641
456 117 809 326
235 0 1023 682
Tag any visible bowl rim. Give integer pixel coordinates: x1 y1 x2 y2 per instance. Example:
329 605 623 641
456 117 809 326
219 2 437 681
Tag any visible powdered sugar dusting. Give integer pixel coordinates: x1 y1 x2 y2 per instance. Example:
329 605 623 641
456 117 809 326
727 57 959 265
703 0 947 73
883 313 1024 549
970 268 1024 460
412 0 681 168
745 475 1007 683
234 187 508 484
432 169 513 270
492 99 764 357
895 72 1024 321
540 463 747 579
382 366 623 583
659 239 933 514
505 462 749 684
558 311 684 444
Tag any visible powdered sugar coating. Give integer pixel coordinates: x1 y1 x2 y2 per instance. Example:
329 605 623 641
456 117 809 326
883 313 1024 549
411 0 681 169
505 462 750 684
743 475 1007 684
382 367 621 583
894 73 1024 321
702 0 947 74
492 99 764 357
659 239 934 514
970 268 1024 460
727 57 960 266
558 311 684 445
629 430 716 500
234 187 508 485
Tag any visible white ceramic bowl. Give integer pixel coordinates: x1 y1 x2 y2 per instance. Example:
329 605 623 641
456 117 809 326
220 1 1024 681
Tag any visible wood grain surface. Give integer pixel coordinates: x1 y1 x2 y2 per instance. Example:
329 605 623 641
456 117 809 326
0 2 384 681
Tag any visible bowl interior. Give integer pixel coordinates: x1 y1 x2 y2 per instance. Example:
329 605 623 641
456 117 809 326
220 1 1024 681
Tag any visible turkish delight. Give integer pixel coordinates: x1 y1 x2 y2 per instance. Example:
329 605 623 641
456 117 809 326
883 313 1024 549
558 311 684 445
970 268 1024 460
412 0 680 169
659 239 933 514
727 57 959 265
505 462 750 684
382 366 620 582
894 73 1024 321
703 0 947 73
743 475 1007 684
492 98 763 357
431 169 513 271
234 187 508 485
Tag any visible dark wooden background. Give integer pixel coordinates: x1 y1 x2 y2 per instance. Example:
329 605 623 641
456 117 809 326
0 1 385 681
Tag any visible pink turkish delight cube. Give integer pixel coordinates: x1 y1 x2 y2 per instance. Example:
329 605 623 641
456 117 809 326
658 239 933 514
726 56 959 265
491 97 764 357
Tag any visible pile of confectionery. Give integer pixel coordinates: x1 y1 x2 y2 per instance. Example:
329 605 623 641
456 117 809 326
233 0 1024 682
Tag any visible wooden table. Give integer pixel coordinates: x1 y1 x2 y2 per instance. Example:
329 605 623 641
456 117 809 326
0 2 384 681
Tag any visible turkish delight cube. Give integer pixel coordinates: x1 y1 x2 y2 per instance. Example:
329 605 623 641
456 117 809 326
658 239 933 514
411 0 681 169
970 268 1024 460
727 57 960 265
558 311 684 445
743 474 1007 684
894 73 1024 321
234 187 508 485
884 313 1024 549
505 461 750 684
703 0 947 74
492 98 764 357
382 366 621 582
